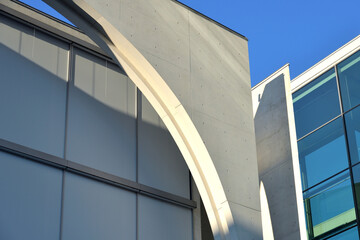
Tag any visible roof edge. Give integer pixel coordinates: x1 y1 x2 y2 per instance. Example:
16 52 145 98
252 63 290 90
172 0 248 41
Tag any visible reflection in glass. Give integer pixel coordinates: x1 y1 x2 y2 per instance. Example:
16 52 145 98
327 226 359 240
345 106 360 165
337 50 360 111
298 118 348 190
293 68 341 139
303 171 356 239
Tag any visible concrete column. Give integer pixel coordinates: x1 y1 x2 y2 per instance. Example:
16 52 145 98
252 65 307 240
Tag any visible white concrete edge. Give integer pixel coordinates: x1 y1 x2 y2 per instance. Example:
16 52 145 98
251 63 290 91
259 182 274 240
291 35 360 93
283 67 308 240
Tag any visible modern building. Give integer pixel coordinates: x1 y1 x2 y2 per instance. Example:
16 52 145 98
0 0 261 239
291 36 360 239
253 35 360 240
1 0 360 240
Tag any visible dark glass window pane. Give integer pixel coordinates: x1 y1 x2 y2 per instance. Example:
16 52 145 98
293 68 341 139
345 106 360 165
303 171 356 239
352 164 360 218
337 50 360 112
328 226 359 240
298 118 348 190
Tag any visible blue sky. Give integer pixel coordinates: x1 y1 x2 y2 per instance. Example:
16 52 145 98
21 0 360 86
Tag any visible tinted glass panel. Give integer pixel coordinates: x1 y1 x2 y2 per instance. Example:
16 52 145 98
345 106 360 165
293 68 341 138
138 195 192 240
298 118 348 190
0 15 68 157
0 151 62 240
303 171 356 239
66 47 136 180
328 227 359 240
352 164 360 218
62 173 136 240
337 50 360 112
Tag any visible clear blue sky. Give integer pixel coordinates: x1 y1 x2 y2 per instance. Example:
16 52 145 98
21 0 360 86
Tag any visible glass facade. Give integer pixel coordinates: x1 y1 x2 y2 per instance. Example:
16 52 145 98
294 50 360 239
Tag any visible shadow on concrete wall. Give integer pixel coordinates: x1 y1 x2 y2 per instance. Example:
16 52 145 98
254 74 301 240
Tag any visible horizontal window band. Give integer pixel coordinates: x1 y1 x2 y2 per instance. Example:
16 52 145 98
0 138 197 209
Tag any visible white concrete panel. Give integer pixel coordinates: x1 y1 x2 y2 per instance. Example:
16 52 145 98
118 0 190 69
260 160 301 239
191 110 261 211
0 151 62 240
139 96 190 198
61 172 136 240
227 201 263 240
189 11 251 126
252 66 307 240
66 47 136 180
84 0 190 70
138 195 192 240
188 9 261 221
141 51 191 110
0 15 68 157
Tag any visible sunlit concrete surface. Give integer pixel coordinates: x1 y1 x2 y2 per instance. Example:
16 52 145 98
252 65 307 240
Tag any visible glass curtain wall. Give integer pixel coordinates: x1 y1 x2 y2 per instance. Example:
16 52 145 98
293 49 360 239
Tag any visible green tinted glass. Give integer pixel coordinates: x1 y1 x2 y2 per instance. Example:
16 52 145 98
303 171 356 239
298 118 348 190
293 68 341 139
345 106 360 165
337 50 360 112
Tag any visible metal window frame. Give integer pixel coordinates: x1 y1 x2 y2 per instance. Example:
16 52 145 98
294 49 360 238
0 138 197 209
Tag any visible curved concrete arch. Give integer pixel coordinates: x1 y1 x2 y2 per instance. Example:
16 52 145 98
43 0 237 239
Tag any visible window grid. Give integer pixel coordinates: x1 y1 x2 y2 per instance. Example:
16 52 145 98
295 51 360 239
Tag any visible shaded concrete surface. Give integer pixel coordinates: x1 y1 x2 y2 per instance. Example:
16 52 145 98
252 66 307 240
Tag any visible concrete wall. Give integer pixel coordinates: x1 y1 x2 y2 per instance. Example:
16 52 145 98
81 0 262 238
252 65 307 240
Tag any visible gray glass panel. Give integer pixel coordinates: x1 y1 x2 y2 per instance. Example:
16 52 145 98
293 68 341 139
66 47 136 180
303 171 356 239
328 227 359 240
345 104 360 165
138 95 190 198
61 172 136 240
138 195 192 240
0 151 62 240
298 118 348 190
337 50 360 112
0 15 68 157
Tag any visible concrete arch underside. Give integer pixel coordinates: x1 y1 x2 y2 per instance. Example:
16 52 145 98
43 0 262 239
